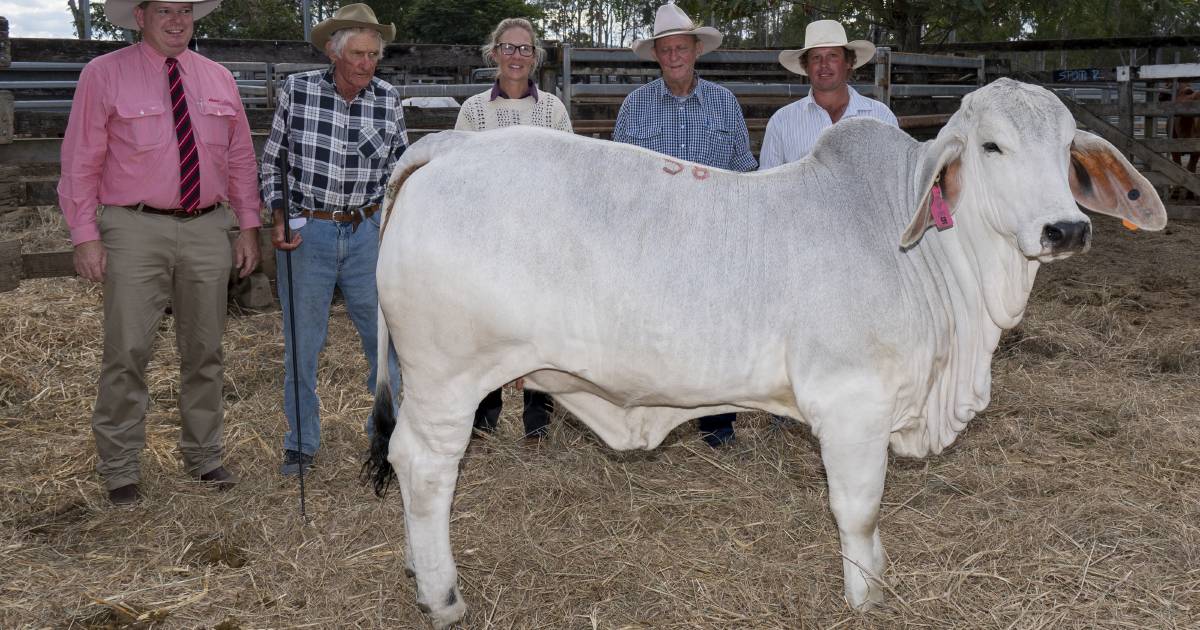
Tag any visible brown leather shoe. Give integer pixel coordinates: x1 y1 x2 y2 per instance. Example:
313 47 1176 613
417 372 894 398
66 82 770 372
108 483 140 506
198 466 238 490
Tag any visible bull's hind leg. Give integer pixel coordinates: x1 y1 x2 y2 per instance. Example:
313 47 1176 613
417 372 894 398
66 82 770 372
388 396 473 628
815 409 890 610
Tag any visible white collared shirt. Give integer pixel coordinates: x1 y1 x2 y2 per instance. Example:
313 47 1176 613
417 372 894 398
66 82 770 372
758 85 898 170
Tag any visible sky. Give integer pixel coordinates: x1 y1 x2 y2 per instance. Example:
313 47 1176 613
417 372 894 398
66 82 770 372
1 0 79 38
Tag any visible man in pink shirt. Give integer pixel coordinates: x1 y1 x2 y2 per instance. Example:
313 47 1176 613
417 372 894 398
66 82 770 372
57 0 261 506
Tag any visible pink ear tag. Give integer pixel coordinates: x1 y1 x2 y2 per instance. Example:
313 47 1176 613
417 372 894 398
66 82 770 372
930 185 953 230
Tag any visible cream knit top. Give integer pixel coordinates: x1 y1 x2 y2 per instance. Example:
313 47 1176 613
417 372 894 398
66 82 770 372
454 86 573 132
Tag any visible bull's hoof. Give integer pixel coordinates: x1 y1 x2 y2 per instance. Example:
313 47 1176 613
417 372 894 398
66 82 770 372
846 581 886 611
419 586 466 630
405 567 416 579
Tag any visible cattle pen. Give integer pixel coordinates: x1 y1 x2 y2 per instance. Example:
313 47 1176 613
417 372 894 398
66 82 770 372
0 16 1198 629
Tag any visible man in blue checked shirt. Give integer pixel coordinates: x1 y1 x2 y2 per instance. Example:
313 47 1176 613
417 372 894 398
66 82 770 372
612 3 755 447
260 4 405 476
613 4 757 174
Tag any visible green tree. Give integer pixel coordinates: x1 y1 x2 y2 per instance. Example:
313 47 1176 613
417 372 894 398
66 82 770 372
194 0 305 40
402 0 545 45
68 0 122 40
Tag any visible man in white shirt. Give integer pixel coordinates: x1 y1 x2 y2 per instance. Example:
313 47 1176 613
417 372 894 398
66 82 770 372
759 20 897 170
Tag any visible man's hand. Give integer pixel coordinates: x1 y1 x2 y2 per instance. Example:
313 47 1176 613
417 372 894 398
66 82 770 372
74 240 106 283
271 211 302 251
234 228 261 279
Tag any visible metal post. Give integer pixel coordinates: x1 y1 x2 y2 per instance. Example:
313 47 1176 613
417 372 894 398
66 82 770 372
302 0 312 44
266 62 275 108
1116 65 1134 156
81 0 92 40
562 43 572 125
1148 48 1163 139
873 47 890 107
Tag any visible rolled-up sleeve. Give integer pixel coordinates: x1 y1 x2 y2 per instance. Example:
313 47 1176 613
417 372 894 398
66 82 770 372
383 87 408 179
728 100 757 172
259 76 291 213
224 72 261 230
758 114 785 170
611 98 633 144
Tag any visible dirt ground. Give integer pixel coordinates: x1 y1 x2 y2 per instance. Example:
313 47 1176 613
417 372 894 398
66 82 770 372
0 208 1197 629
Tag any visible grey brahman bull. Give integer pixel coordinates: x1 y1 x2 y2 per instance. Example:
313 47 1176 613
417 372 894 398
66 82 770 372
363 78 1166 627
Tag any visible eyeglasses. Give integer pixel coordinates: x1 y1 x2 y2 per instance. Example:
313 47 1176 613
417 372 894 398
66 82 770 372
494 43 535 57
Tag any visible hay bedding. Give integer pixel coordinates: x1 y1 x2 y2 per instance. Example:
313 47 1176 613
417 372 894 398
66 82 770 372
0 208 1197 629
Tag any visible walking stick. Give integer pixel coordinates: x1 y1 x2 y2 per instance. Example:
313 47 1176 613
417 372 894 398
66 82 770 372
278 148 307 521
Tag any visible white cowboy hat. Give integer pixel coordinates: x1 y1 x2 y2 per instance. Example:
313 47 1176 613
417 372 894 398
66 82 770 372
778 20 876 76
631 3 723 61
104 0 222 31
310 3 396 52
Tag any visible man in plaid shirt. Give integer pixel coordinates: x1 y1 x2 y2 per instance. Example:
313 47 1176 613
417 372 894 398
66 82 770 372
260 4 406 476
612 4 756 173
612 4 755 447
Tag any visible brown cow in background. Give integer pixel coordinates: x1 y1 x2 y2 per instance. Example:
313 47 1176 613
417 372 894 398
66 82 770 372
1163 81 1200 199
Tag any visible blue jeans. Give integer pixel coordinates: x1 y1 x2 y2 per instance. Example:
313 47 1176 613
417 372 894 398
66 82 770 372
276 214 399 456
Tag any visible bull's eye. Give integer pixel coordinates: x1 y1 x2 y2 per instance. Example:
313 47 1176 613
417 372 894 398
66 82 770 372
983 142 1002 154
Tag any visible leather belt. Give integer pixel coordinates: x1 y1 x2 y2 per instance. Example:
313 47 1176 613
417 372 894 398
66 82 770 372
300 204 379 232
137 203 218 217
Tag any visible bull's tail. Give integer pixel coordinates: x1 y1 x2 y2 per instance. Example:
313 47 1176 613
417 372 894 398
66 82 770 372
361 303 398 497
379 130 473 237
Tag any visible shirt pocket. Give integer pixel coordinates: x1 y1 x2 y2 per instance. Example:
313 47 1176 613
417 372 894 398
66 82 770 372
357 124 391 161
703 117 734 167
626 122 666 154
113 102 168 149
196 98 237 151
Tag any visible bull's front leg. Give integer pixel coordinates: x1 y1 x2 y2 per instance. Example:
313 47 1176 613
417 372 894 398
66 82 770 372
389 404 471 628
818 430 890 609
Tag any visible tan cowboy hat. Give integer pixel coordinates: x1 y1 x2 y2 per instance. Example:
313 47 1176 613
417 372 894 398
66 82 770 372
104 0 222 31
310 3 397 52
779 20 876 76
631 3 723 61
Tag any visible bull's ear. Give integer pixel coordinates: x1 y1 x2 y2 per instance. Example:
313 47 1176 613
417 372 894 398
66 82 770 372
1070 129 1167 230
900 133 964 248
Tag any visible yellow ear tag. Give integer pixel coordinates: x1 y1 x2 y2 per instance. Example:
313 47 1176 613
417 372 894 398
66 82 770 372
1121 219 1139 231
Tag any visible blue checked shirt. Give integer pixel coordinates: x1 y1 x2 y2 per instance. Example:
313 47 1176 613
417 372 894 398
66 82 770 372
612 77 757 172
260 68 408 215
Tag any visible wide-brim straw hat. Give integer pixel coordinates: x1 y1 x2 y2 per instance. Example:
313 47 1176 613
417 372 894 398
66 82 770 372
310 3 396 52
631 3 723 61
779 20 876 76
104 0 222 31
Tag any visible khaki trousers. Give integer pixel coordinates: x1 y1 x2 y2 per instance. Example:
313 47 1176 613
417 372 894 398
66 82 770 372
92 204 235 489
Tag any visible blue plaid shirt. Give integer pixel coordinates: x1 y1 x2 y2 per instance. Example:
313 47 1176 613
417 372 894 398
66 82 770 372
260 68 408 215
612 77 757 172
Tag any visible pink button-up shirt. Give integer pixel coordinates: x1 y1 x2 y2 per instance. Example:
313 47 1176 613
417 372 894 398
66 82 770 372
58 43 261 245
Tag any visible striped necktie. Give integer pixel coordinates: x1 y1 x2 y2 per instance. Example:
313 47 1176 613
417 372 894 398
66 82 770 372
166 57 200 213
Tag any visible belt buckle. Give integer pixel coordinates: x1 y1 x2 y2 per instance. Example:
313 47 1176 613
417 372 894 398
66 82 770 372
335 208 363 232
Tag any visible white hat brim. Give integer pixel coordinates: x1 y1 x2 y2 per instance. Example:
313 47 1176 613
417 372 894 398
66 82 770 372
631 27 723 61
779 40 876 76
105 0 222 31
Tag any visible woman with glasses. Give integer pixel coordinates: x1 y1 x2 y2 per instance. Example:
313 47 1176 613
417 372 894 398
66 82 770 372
455 18 572 133
457 18 572 439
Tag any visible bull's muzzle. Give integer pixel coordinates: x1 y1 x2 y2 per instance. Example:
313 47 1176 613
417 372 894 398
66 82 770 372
1040 220 1091 254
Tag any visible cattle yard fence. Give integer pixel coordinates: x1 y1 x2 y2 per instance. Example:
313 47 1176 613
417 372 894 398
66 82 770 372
1 19 1197 301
